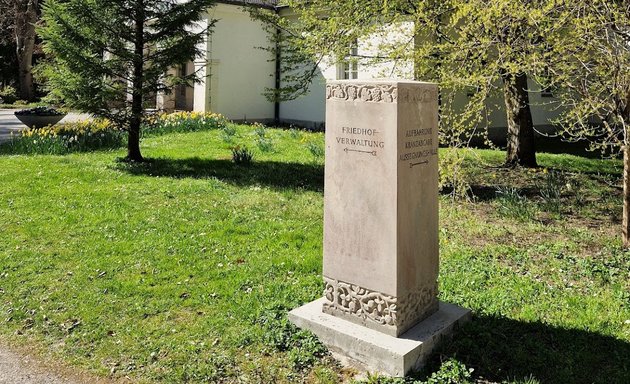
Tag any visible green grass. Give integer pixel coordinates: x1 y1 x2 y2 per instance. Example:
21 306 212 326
0 126 629 383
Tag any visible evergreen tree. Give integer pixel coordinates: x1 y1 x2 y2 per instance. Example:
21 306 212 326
39 0 215 161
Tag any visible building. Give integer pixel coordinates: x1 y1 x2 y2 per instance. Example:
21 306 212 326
158 0 563 134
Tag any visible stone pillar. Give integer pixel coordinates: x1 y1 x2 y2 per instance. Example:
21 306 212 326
289 80 470 377
322 80 440 337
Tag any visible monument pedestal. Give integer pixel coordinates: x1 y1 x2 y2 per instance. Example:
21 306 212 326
290 298 471 377
290 80 470 376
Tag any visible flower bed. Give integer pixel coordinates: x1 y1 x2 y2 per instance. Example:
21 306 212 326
0 119 125 155
1 111 230 155
143 111 228 136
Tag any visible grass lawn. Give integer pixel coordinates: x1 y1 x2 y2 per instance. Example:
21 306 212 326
0 124 629 383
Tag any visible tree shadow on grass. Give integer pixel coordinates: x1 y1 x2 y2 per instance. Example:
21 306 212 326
115 157 324 192
423 314 630 384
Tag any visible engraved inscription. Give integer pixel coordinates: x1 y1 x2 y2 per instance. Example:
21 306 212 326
336 126 384 156
397 87 439 104
399 127 437 164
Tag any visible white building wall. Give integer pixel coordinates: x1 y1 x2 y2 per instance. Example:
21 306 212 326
276 15 416 128
193 5 564 130
199 3 275 121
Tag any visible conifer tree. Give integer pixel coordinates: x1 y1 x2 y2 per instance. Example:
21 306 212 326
39 0 215 161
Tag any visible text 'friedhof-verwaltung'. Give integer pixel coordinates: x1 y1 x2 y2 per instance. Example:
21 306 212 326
336 126 385 156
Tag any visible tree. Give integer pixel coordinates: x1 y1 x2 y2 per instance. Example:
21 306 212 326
0 0 39 101
540 0 630 244
39 0 215 162
251 0 560 167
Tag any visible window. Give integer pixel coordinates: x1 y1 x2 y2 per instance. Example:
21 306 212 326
541 85 554 98
539 68 555 98
338 40 358 80
179 64 188 97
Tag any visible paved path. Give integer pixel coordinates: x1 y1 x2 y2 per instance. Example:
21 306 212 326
0 342 121 384
0 109 91 143
0 346 81 384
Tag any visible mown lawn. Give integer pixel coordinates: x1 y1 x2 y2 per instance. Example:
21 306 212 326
0 125 628 384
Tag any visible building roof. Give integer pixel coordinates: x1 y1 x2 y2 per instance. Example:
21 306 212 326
218 0 278 8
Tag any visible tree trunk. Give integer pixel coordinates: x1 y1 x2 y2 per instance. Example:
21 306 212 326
623 92 630 247
15 0 37 101
126 0 145 162
127 120 143 162
623 146 630 248
502 71 537 167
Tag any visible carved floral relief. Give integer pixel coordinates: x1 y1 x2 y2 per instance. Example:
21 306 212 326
326 83 437 104
322 277 438 330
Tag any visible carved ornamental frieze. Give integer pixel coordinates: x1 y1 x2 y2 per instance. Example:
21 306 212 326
322 277 438 334
326 83 437 104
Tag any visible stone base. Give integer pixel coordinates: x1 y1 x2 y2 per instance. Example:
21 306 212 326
288 298 471 377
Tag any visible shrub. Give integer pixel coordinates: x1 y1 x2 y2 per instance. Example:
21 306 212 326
257 307 327 371
496 186 537 221
220 124 237 143
0 86 18 104
305 140 324 160
425 359 473 384
252 122 274 152
538 169 564 213
231 145 253 165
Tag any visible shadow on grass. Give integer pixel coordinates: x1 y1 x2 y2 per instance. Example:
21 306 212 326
440 185 550 203
116 157 324 192
472 133 618 160
423 314 630 384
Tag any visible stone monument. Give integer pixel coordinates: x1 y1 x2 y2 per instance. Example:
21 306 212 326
289 80 471 376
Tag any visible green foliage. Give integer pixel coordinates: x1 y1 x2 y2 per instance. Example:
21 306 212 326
439 148 471 199
288 128 302 140
231 145 253 165
0 85 17 104
354 359 473 384
257 307 327 370
220 124 237 143
537 1 629 154
14 106 65 116
425 359 473 384
253 123 274 152
251 0 557 162
305 139 324 160
538 169 564 213
496 186 537 221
